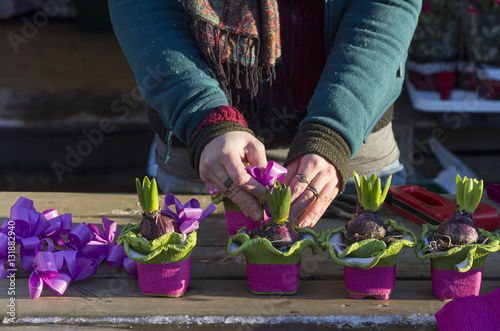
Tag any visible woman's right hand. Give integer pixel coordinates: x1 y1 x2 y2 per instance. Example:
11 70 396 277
199 131 268 222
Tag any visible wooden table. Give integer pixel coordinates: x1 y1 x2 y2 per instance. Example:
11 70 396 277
1 192 499 330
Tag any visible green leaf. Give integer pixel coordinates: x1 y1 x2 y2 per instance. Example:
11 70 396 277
142 176 151 189
136 178 147 213
355 172 392 212
464 178 483 213
265 185 272 201
379 175 392 206
464 177 473 212
455 174 464 209
143 177 151 214
266 181 291 223
372 177 382 208
150 178 159 212
265 186 277 219
273 187 280 213
277 186 291 222
360 174 372 211
353 171 362 203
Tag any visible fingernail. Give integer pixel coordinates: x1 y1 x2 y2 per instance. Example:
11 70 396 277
299 218 311 228
252 212 261 222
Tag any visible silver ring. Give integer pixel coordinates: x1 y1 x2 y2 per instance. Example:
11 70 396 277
223 177 233 189
295 173 311 185
306 185 320 199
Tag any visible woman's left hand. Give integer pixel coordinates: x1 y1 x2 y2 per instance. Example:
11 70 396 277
284 154 340 228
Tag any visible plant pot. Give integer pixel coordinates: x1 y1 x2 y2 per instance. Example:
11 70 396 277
343 264 396 300
136 256 192 297
246 261 301 295
321 220 417 300
415 224 500 301
228 227 318 295
118 223 197 297
430 264 483 300
222 197 270 236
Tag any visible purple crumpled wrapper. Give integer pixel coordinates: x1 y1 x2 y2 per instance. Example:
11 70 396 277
435 288 500 331
486 183 500 204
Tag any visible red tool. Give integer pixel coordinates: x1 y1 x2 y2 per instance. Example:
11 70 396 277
384 185 500 230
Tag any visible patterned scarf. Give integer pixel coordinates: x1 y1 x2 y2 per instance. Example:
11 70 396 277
183 0 282 128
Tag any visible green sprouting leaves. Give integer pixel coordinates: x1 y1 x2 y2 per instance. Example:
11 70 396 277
456 174 483 213
353 171 392 212
136 176 160 215
265 181 291 223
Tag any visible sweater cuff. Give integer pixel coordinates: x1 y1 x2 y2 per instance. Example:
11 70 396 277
284 123 351 193
193 105 248 134
188 121 254 174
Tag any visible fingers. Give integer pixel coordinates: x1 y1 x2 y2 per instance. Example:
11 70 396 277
297 181 339 228
224 142 267 201
286 154 340 228
244 141 268 171
219 151 266 221
288 178 322 225
199 132 267 221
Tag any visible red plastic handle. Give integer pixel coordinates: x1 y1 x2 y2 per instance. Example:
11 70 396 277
388 185 456 222
388 185 500 230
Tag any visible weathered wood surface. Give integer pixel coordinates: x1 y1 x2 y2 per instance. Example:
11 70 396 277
1 192 500 330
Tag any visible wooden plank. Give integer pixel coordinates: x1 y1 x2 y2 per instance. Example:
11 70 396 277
1 191 500 329
6 278 499 319
3 192 499 280
10 243 500 282
0 192 225 219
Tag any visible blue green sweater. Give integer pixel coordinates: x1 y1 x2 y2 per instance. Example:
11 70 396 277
108 0 421 190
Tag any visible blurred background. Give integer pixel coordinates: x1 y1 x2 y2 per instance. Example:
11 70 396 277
0 0 499 193
0 0 153 193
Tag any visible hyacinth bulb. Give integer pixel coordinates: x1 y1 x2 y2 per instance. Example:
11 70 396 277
345 205 387 246
135 176 180 241
436 175 483 246
344 172 392 245
139 211 180 241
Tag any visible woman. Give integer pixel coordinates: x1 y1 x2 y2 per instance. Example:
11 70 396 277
108 0 421 228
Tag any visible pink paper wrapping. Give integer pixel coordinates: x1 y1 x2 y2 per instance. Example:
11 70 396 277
137 256 191 297
246 261 300 294
225 210 270 236
486 183 500 204
344 265 396 300
435 288 500 331
431 265 483 300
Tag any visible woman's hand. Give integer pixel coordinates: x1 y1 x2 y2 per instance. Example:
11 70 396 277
284 154 340 228
199 131 268 222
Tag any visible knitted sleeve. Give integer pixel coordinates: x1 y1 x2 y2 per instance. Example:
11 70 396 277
305 0 420 157
108 0 229 143
285 123 350 192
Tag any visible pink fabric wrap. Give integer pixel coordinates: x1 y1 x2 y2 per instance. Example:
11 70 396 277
225 210 270 236
344 265 396 300
136 256 192 297
435 288 500 331
431 264 483 300
246 261 300 294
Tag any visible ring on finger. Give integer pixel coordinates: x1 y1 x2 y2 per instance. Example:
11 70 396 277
306 185 320 199
223 177 233 189
295 173 311 185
